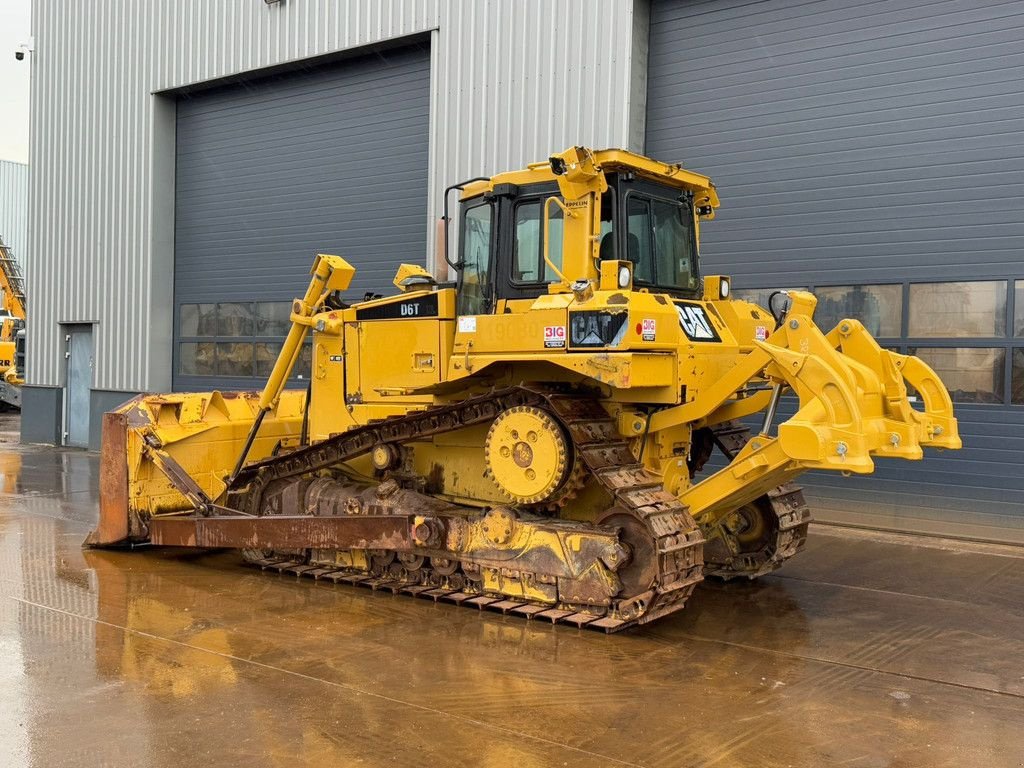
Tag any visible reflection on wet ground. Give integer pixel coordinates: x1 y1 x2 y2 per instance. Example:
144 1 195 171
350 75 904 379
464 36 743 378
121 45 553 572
0 415 1022 767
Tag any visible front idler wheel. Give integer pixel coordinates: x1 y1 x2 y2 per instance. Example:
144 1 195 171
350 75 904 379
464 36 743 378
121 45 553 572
597 507 659 598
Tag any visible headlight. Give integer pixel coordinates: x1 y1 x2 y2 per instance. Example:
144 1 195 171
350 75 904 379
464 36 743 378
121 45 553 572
720 278 730 299
618 266 631 288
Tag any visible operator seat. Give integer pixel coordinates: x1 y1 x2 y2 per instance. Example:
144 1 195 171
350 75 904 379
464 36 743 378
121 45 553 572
599 231 641 264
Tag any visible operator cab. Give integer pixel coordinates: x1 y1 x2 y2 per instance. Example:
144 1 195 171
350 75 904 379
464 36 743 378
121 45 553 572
455 172 701 316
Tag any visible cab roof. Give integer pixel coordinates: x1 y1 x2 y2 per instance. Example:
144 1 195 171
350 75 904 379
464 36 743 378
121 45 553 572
459 147 721 210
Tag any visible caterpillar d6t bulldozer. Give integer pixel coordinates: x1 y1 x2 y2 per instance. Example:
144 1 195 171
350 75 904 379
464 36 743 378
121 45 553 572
88 147 961 631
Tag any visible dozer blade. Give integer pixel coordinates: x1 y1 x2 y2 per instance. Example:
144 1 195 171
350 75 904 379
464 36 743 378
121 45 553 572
87 390 306 546
87 251 357 548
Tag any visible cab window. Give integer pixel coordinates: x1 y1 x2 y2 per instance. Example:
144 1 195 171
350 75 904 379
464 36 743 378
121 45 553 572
512 199 564 284
626 196 655 283
652 198 697 291
596 190 617 260
625 193 697 292
458 202 493 316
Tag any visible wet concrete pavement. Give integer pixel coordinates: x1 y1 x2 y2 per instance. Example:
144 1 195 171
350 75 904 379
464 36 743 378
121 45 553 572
0 413 1022 767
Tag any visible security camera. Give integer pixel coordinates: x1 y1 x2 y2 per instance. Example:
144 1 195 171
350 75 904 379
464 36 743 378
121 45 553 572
14 51 24 60
15 42 32 60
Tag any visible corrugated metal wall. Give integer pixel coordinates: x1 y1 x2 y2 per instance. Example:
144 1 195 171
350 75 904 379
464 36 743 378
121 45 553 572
0 160 28 269
28 0 639 392
646 0 1024 542
430 1 641 196
647 0 1024 285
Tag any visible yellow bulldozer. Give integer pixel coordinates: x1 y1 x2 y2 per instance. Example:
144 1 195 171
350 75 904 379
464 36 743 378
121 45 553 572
87 147 961 631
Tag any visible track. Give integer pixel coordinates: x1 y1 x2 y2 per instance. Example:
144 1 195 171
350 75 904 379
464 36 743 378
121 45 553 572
699 420 812 579
229 386 704 632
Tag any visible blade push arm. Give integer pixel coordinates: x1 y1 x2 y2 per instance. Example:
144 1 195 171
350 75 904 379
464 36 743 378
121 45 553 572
229 254 355 482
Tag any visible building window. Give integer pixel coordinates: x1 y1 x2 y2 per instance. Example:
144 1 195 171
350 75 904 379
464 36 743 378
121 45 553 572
256 342 283 377
909 347 1005 405
179 342 215 376
177 301 310 380
256 302 291 337
215 302 255 337
814 284 902 338
215 342 255 377
736 278 1023 407
1013 349 1024 405
179 303 216 337
731 287 809 311
1015 280 1024 337
908 281 1006 338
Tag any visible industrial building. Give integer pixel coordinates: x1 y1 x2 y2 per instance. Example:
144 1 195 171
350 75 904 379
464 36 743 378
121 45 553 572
23 0 1024 542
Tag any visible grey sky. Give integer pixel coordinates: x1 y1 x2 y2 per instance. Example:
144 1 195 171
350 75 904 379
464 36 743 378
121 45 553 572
0 0 31 164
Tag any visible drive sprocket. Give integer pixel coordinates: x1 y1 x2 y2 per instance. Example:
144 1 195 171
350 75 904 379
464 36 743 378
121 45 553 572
484 406 571 504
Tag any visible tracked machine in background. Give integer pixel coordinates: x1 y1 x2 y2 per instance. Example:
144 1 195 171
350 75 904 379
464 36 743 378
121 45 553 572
0 236 26 409
88 148 961 631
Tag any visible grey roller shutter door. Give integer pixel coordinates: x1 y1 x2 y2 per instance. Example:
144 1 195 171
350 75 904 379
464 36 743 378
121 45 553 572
647 0 1024 542
173 43 430 391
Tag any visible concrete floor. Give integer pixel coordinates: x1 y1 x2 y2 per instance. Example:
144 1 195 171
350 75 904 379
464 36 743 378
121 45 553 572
0 413 1022 767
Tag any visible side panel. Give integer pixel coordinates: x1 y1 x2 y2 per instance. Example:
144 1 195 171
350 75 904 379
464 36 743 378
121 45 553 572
356 318 444 400
20 386 63 444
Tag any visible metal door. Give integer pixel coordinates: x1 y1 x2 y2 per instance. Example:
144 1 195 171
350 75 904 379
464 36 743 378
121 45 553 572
172 43 430 392
64 325 93 447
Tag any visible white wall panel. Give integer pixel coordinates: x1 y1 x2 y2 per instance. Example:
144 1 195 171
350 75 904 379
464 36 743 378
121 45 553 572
431 1 637 195
28 0 641 391
0 160 28 269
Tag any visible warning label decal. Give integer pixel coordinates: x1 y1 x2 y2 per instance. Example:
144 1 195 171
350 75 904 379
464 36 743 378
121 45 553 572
544 325 566 348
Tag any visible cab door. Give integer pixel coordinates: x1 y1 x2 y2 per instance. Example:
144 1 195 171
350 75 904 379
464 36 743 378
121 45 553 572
456 200 494 317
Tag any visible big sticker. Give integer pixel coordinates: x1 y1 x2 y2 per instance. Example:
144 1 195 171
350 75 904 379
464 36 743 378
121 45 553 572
544 325 566 348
